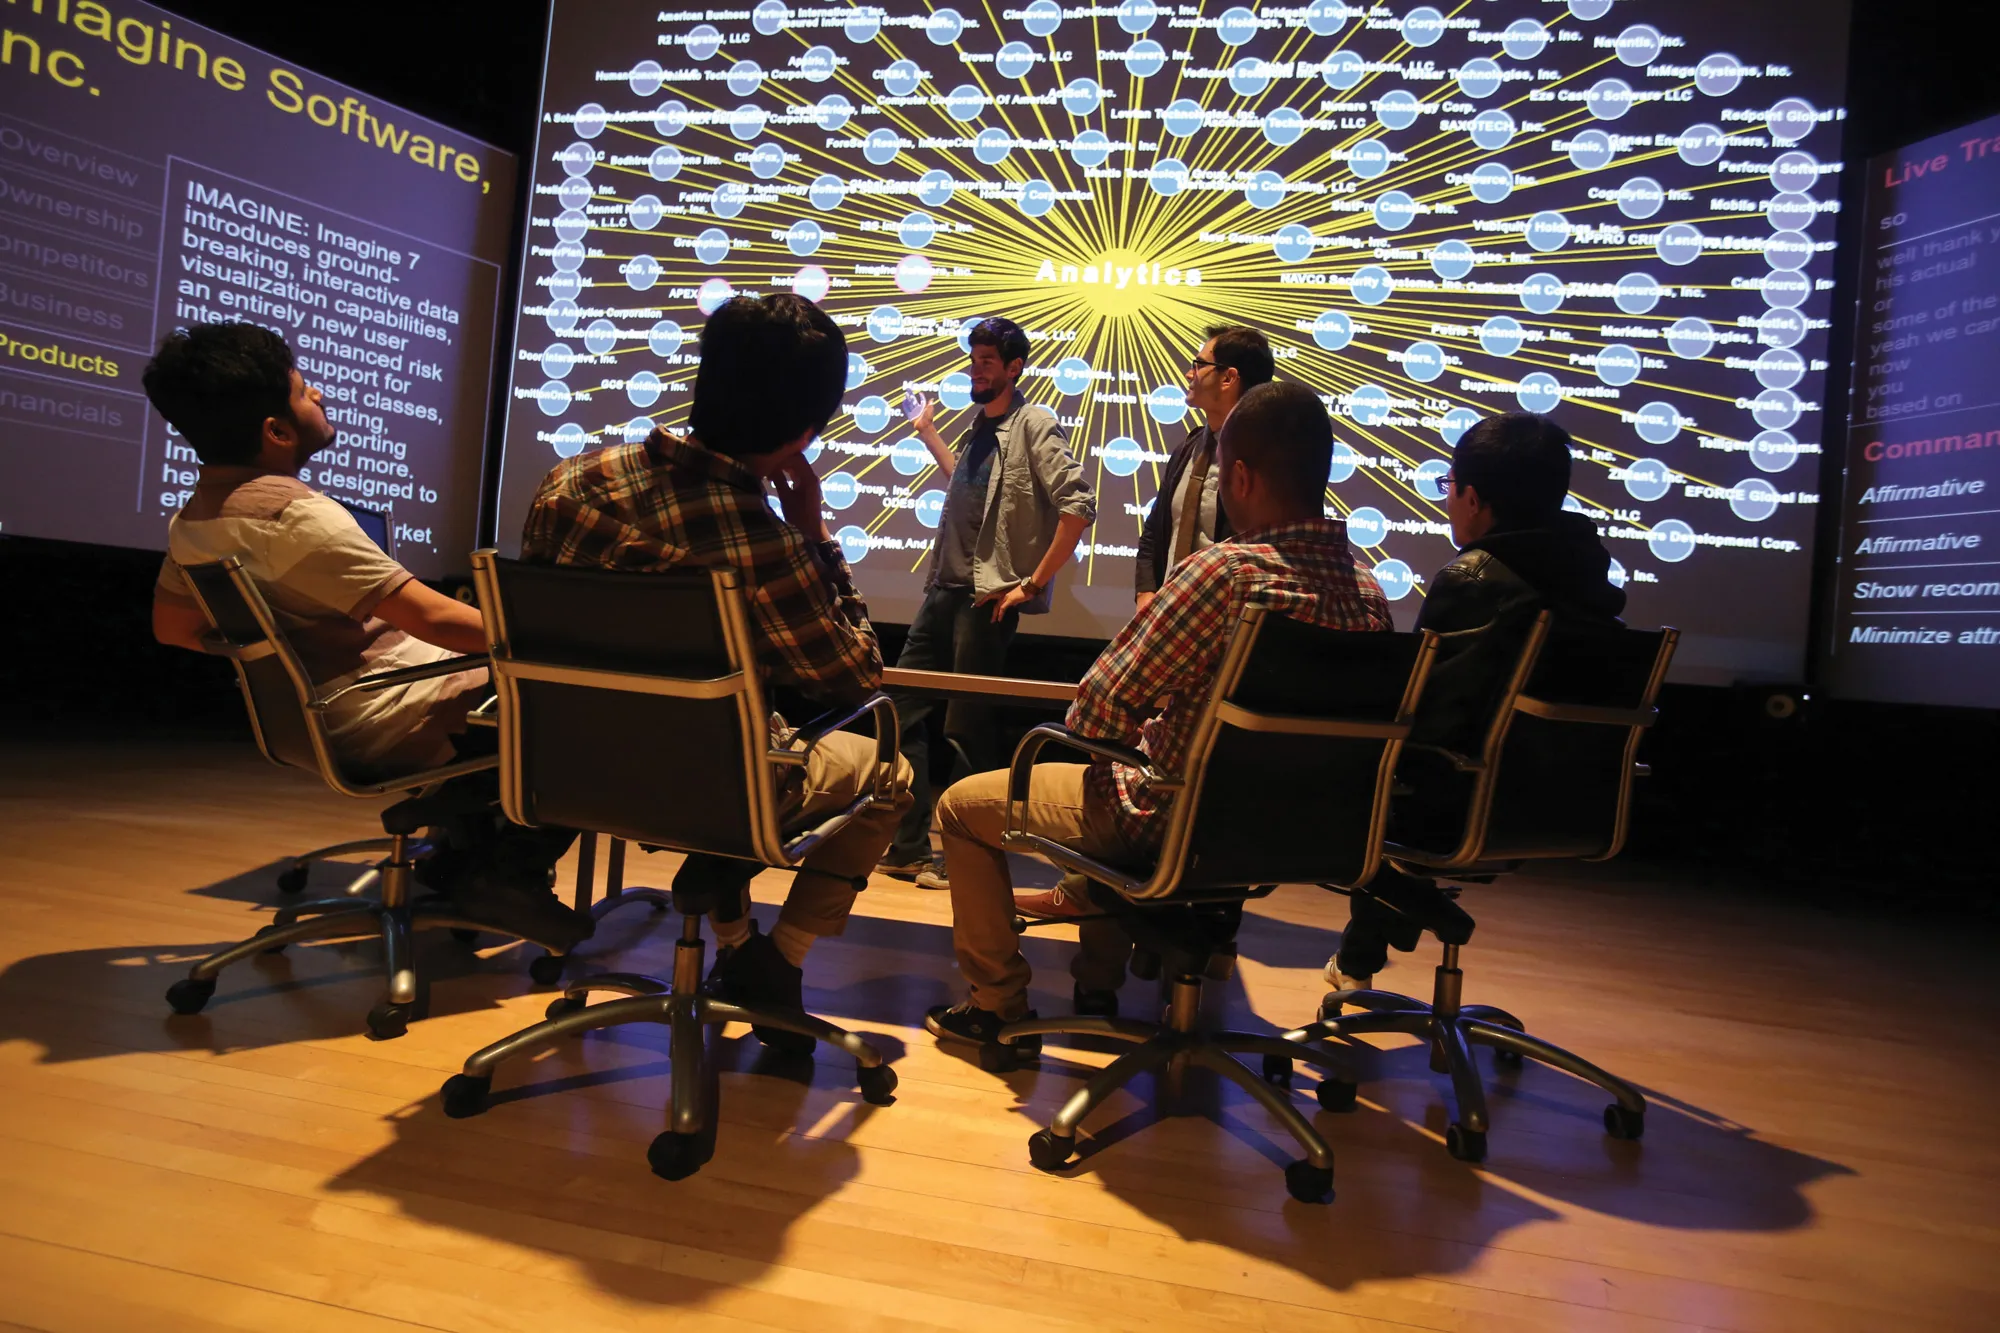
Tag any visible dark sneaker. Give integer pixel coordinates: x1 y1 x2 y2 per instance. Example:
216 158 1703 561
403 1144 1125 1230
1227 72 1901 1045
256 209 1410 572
924 1001 1041 1056
914 860 950 891
710 927 813 1055
452 867 593 952
875 848 933 879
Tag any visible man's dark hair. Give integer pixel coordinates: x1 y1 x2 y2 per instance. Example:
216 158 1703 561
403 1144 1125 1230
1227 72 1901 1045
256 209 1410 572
142 323 297 467
1219 380 1332 501
1451 413 1574 526
966 316 1030 369
1204 324 1274 391
689 294 847 456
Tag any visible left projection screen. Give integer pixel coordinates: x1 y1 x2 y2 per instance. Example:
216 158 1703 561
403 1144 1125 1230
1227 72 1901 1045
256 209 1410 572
0 0 517 577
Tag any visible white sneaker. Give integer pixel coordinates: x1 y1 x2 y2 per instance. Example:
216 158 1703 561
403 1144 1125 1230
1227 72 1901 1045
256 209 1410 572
1322 956 1372 991
915 860 950 891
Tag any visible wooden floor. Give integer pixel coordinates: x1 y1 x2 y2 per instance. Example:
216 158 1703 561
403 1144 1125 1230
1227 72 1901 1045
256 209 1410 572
1 738 1995 1332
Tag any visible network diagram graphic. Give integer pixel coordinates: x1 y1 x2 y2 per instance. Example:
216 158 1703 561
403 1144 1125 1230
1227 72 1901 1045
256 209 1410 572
499 0 1848 645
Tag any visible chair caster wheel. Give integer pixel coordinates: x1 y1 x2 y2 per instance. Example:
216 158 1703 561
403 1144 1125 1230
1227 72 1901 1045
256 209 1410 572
1318 993 1344 1022
857 1063 898 1105
1315 1078 1358 1113
440 1073 492 1118
977 1042 1019 1073
1284 1159 1334 1204
1604 1103 1645 1140
1027 1129 1075 1172
528 953 567 986
1493 1047 1524 1069
451 928 480 945
166 976 216 1015
1260 1054 1292 1088
545 994 588 1021
366 1002 411 1041
1445 1123 1487 1162
647 1130 713 1181
1010 914 1028 935
277 865 309 894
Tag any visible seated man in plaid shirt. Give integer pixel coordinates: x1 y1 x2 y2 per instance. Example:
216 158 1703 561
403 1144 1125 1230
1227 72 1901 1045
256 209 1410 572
925 381 1394 1047
520 294 913 1050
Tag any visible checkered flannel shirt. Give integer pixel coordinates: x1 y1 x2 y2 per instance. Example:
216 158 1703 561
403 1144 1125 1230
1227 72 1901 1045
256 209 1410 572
520 430 884 710
1067 519 1393 853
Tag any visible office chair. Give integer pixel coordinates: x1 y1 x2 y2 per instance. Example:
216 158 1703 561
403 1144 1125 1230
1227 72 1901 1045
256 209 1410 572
437 553 900 1181
991 609 1439 1203
166 557 577 1039
1271 612 1680 1162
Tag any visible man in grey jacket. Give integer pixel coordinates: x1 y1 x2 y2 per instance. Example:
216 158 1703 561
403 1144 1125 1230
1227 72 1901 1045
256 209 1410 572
878 316 1096 887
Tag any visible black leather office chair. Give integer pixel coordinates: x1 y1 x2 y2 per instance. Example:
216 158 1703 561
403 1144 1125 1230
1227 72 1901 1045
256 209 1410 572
437 553 900 1181
167 557 576 1039
1273 612 1680 1163
992 608 1438 1203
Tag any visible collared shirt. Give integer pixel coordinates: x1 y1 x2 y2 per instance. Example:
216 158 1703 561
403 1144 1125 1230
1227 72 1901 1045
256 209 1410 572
520 430 883 708
1166 428 1222 568
1067 519 1392 852
934 411 1000 589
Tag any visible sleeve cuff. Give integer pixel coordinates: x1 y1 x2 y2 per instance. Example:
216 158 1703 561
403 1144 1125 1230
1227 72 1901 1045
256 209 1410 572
350 571 414 621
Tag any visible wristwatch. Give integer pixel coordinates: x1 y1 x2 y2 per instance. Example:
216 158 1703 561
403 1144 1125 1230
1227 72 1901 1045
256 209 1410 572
1019 576 1045 597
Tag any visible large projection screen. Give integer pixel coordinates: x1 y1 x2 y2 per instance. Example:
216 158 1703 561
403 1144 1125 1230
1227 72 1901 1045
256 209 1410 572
494 0 1850 680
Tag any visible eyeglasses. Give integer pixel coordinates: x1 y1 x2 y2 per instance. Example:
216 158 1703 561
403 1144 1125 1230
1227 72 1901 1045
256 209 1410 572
1188 356 1217 372
1440 471 1458 490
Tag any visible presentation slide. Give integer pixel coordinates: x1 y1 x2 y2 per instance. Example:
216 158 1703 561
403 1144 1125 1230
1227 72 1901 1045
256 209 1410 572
1824 110 2000 710
494 0 1849 679
0 0 516 577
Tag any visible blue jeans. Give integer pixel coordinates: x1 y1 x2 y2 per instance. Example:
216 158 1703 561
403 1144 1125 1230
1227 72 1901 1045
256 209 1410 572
888 585 1019 860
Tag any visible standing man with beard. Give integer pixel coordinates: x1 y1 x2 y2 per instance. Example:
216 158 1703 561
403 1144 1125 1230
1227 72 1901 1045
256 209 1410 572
876 317 1096 890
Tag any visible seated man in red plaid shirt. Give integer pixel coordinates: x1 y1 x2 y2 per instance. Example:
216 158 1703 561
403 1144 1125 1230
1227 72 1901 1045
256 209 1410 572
520 294 913 1050
925 381 1394 1047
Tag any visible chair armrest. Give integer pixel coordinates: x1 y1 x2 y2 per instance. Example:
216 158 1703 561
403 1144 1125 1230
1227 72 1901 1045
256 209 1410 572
1003 723 1180 848
464 695 499 729
197 631 274 664
313 653 490 708
1401 742 1485 773
769 693 900 804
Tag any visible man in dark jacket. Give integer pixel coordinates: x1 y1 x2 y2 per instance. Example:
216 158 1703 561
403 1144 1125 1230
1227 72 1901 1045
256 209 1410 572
1330 412 1626 985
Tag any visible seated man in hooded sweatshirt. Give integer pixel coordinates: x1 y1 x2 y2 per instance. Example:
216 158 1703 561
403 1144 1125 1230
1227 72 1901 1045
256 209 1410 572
1328 411 1627 986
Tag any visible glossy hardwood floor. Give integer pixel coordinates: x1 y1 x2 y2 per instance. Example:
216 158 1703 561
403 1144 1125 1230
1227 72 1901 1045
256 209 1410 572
1 737 1994 1332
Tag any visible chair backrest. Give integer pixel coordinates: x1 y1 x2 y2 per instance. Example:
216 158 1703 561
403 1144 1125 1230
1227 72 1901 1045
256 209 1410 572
337 500 395 558
1147 609 1438 896
179 557 336 777
470 551 796 865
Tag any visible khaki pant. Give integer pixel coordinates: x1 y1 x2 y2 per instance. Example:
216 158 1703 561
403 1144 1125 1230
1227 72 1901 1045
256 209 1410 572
758 730 913 937
936 763 1135 1017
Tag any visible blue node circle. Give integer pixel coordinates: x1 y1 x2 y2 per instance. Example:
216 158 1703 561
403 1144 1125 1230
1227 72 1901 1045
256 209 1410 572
974 128 1013 166
852 396 891 433
1517 274 1561 313
550 240 585 273
1763 272 1811 310
1772 151 1821 193
1431 240 1476 281
1469 163 1514 204
1345 139 1392 179
1567 130 1614 171
1677 123 1727 166
1403 6 1445 46
956 318 983 355
809 174 848 212
1657 223 1705 267
1667 318 1716 359
556 178 592 210
913 490 946 528
654 100 691 136
1229 58 1272 98
1402 342 1446 383
1022 0 1062 37
1069 129 1113 167
1525 211 1571 252
883 59 920 97
622 417 653 445
1328 442 1361 483
540 343 575 379
684 23 722 59
945 84 987 122
1162 99 1203 136
1502 20 1549 60
1305 0 1353 37
694 227 730 265
1311 311 1354 351
628 195 665 230
1018 179 1057 217
926 8 965 44
1731 479 1781 523
793 265 830 302
1346 506 1387 547
1273 224 1315 263
629 61 665 98
624 255 662 291
1374 192 1417 230
864 130 902 166
1377 90 1421 131
1587 79 1634 121
1458 58 1503 99
823 474 859 509
1063 78 1104 116
649 320 684 359
1696 53 1745 97
843 9 879 41
845 353 870 391
1440 407 1480 446
536 381 570 417
916 170 956 207
800 47 838 84
1607 558 1628 589
1146 385 1188 425
558 143 594 177
544 299 579 335
1622 458 1674 502
651 143 685 181
1768 194 1820 232
1349 385 1392 427
1615 273 1664 315
727 60 762 97
786 218 824 256
1767 230 1815 272
1750 430 1801 474
899 211 938 248
1570 0 1613 17
1649 519 1696 563
584 319 617 356
1099 436 1144 477
1756 348 1806 390
1126 41 1167 78
836 524 870 563
939 371 973 411
727 105 768 142
1769 98 1818 145
1244 171 1285 210
1634 403 1684 446
753 1 789 35
1517 373 1562 414
1053 357 1092 396
1480 316 1527 357
1616 177 1665 219
626 371 663 408
1413 460 1450 502
1372 559 1415 600
1350 266 1394 306
1218 6 1259 45
1321 50 1365 90
550 423 588 457
1614 22 1660 65
866 305 902 344
554 210 588 243
1753 390 1802 431
1596 345 1642 387
711 182 748 218
890 437 929 476
1118 0 1162 34
546 271 582 302
1264 107 1306 147
997 42 1036 79
1470 110 1515 152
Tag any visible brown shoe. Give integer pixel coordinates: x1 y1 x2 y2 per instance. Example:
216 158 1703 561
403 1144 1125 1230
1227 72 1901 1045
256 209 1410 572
1014 878 1095 922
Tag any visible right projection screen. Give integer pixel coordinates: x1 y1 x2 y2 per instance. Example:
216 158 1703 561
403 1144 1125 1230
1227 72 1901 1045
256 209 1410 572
496 0 1851 681
1824 109 2000 710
